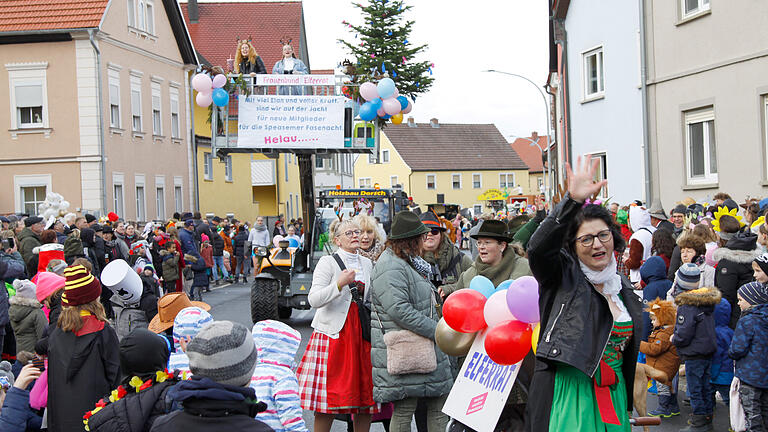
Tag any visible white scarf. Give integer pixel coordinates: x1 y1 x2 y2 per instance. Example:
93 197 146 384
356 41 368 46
337 248 368 285
579 256 631 322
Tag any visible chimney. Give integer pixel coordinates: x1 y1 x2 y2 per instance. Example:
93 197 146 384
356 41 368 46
430 118 439 128
407 117 416 127
531 131 539 141
188 0 199 23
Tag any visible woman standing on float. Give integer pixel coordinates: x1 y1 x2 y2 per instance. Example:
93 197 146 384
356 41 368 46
526 155 643 431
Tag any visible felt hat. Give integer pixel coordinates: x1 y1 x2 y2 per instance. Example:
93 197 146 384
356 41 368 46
671 204 688 216
102 225 113 234
187 321 257 387
648 200 668 220
149 293 210 333
471 220 513 243
62 265 102 306
93 224 103 233
389 211 429 240
24 216 43 227
36 272 65 302
184 219 195 227
507 215 530 236
419 212 446 231
101 260 143 306
722 199 740 212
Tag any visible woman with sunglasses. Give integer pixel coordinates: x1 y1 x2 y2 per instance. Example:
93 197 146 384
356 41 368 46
526 155 643 431
296 218 376 432
419 212 473 294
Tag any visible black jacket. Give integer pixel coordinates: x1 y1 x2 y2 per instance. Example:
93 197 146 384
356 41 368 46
238 57 267 75
194 220 213 245
525 196 643 430
673 286 721 360
87 379 178 432
211 232 225 257
714 233 760 328
233 231 249 257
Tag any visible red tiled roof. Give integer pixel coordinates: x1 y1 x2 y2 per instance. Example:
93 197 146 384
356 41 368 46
181 2 306 73
0 0 108 33
510 136 547 173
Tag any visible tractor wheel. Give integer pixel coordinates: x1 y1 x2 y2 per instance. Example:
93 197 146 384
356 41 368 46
278 306 293 319
251 278 278 323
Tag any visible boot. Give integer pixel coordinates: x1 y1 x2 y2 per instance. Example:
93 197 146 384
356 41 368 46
679 414 713 432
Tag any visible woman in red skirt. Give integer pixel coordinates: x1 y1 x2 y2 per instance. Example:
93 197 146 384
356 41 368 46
297 218 377 432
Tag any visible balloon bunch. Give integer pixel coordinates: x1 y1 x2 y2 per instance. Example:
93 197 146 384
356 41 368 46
357 78 413 124
436 275 541 365
192 73 229 108
37 193 70 219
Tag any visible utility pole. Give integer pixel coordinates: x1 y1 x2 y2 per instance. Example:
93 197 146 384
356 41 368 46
297 154 315 269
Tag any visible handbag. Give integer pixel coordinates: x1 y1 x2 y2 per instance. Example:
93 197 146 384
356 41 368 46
730 377 747 432
332 254 371 342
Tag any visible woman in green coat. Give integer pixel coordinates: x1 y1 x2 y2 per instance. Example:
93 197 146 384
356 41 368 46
370 211 454 432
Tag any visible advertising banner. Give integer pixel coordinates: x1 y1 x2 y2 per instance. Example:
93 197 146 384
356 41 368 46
254 74 337 86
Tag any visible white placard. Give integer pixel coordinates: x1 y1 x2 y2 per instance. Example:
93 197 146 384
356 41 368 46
254 74 336 86
237 95 345 149
442 329 522 432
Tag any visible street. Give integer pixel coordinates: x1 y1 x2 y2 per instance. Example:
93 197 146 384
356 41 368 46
204 281 731 432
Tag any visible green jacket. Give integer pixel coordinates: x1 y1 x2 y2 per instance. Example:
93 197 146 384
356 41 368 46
446 247 532 296
17 227 41 275
512 210 546 250
423 235 473 287
9 296 47 353
370 249 454 403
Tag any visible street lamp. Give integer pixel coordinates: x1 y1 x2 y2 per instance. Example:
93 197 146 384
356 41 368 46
509 134 547 195
483 69 552 201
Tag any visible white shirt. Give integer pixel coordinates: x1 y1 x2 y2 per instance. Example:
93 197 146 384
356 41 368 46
283 57 295 72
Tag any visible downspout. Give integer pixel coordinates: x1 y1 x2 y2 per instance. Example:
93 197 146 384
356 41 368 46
89 29 107 216
639 0 652 203
188 71 200 211
554 20 572 169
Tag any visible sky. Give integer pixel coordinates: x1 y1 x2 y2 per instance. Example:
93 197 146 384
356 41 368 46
301 0 551 140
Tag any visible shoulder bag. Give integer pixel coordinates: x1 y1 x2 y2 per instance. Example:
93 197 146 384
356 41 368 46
332 253 371 342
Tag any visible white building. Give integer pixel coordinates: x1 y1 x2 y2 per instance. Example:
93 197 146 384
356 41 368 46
313 154 355 195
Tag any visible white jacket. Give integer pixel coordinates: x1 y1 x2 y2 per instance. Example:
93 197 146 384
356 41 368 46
309 252 372 338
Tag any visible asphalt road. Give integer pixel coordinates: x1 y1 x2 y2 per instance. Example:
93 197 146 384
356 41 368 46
203 280 732 432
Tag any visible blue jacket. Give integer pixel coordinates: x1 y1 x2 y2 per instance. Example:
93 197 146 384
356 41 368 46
178 228 197 257
711 298 735 385
0 387 43 432
640 256 673 341
673 286 720 360
729 303 768 388
0 251 26 283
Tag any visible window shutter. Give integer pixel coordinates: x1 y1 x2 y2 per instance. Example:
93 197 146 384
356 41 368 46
15 84 42 108
109 84 119 105
131 90 141 116
152 94 160 111
170 98 179 114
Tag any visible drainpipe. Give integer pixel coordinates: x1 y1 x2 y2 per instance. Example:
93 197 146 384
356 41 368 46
639 0 652 203
188 71 200 211
89 29 107 216
554 20 572 171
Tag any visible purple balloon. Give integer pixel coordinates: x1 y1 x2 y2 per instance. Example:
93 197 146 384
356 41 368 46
505 276 540 323
212 74 227 89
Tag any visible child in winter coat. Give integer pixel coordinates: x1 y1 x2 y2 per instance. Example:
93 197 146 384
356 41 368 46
167 306 214 375
729 281 768 431
8 280 46 354
140 264 161 298
185 253 208 301
637 299 680 418
161 242 180 293
250 320 306 432
640 256 673 341
200 236 214 287
710 297 734 407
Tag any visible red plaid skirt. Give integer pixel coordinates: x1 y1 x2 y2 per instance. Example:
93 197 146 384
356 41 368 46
297 303 378 414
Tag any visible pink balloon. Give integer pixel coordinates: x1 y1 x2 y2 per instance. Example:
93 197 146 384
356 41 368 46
195 91 212 107
192 73 212 93
273 235 285 247
505 276 540 323
392 87 399 97
376 107 386 117
402 98 413 114
383 98 401 115
212 74 227 89
483 290 517 328
360 82 379 101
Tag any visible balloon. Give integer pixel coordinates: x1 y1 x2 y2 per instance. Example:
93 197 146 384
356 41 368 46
195 91 212 107
272 235 285 247
392 87 399 97
369 98 383 110
485 320 532 365
443 289 487 333
391 113 403 124
212 88 229 107
506 276 540 323
360 82 379 101
376 107 386 117
483 290 517 328
402 98 413 114
382 114 391 120
288 238 300 248
497 279 514 291
359 102 377 121
531 323 541 354
212 74 227 89
192 73 212 93
397 95 408 111
383 98 401 115
435 318 476 356
377 78 396 99
469 276 495 298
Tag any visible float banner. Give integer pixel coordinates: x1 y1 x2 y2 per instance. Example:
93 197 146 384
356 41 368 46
442 329 521 432
237 95 345 149
254 74 336 86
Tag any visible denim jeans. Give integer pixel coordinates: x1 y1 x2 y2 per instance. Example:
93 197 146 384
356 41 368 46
235 255 247 277
212 255 229 280
740 382 768 431
685 358 714 415
390 395 448 432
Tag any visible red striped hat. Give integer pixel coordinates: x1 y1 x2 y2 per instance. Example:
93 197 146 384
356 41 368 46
62 265 102 306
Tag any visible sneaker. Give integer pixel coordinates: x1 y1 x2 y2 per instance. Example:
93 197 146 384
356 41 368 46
648 407 673 418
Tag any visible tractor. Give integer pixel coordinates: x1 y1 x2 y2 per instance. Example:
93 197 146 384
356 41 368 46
250 240 312 323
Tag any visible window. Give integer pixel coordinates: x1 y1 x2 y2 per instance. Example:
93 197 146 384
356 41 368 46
113 183 124 216
473 204 483 216
472 173 482 189
368 153 376 164
537 176 545 191
21 186 46 215
499 173 515 189
108 71 120 128
128 0 136 27
225 155 233 182
682 0 710 18
170 87 180 138
156 187 165 220
284 155 289 182
381 149 390 163
591 153 608 196
287 193 293 221
452 173 461 189
426 174 436 190
174 184 183 213
6 62 49 131
130 75 142 132
316 156 330 169
390 175 399 188
151 83 161 136
145 1 155 34
203 152 213 180
358 178 372 188
582 46 604 99
137 0 145 30
136 185 146 221
685 108 717 184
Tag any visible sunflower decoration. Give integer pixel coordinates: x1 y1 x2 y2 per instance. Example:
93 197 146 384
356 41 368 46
711 206 745 232
752 215 765 230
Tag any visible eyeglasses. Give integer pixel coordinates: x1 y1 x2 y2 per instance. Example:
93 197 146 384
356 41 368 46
575 229 613 247
341 229 361 238
426 228 442 236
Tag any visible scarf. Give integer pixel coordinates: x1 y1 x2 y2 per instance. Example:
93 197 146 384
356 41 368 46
473 248 520 287
254 224 267 232
579 256 630 321
409 255 433 280
358 240 385 264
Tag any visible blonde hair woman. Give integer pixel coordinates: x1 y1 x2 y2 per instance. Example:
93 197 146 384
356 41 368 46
354 214 385 264
234 39 266 75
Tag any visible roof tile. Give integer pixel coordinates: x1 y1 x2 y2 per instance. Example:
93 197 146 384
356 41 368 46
510 136 547 173
0 0 108 32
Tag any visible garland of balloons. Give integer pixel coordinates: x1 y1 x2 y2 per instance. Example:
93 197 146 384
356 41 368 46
435 275 541 366
357 78 413 124
192 73 230 108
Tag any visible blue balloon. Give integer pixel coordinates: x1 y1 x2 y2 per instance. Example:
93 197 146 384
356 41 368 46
381 114 392 120
288 238 300 248
377 78 396 99
212 88 229 107
397 95 408 110
359 101 377 121
370 98 383 110
469 275 495 298
496 279 514 292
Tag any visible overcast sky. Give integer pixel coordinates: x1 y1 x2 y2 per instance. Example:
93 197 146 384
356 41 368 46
302 0 550 140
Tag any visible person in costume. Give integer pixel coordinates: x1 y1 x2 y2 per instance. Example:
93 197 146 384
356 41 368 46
296 218 376 432
526 155 643 431
234 39 267 76
272 43 308 95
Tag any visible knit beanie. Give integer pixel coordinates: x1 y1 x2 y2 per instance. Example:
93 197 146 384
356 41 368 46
172 307 214 348
62 265 102 306
0 361 14 390
738 282 768 306
755 253 768 276
12 279 37 301
187 321 257 387
35 272 66 302
674 263 701 292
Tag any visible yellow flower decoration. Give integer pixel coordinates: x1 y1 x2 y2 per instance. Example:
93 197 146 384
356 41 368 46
129 376 144 392
156 370 170 383
711 206 745 232
752 216 765 229
109 389 119 403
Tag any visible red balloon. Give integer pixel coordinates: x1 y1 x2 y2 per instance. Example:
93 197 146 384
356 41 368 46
443 289 488 333
484 320 532 365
